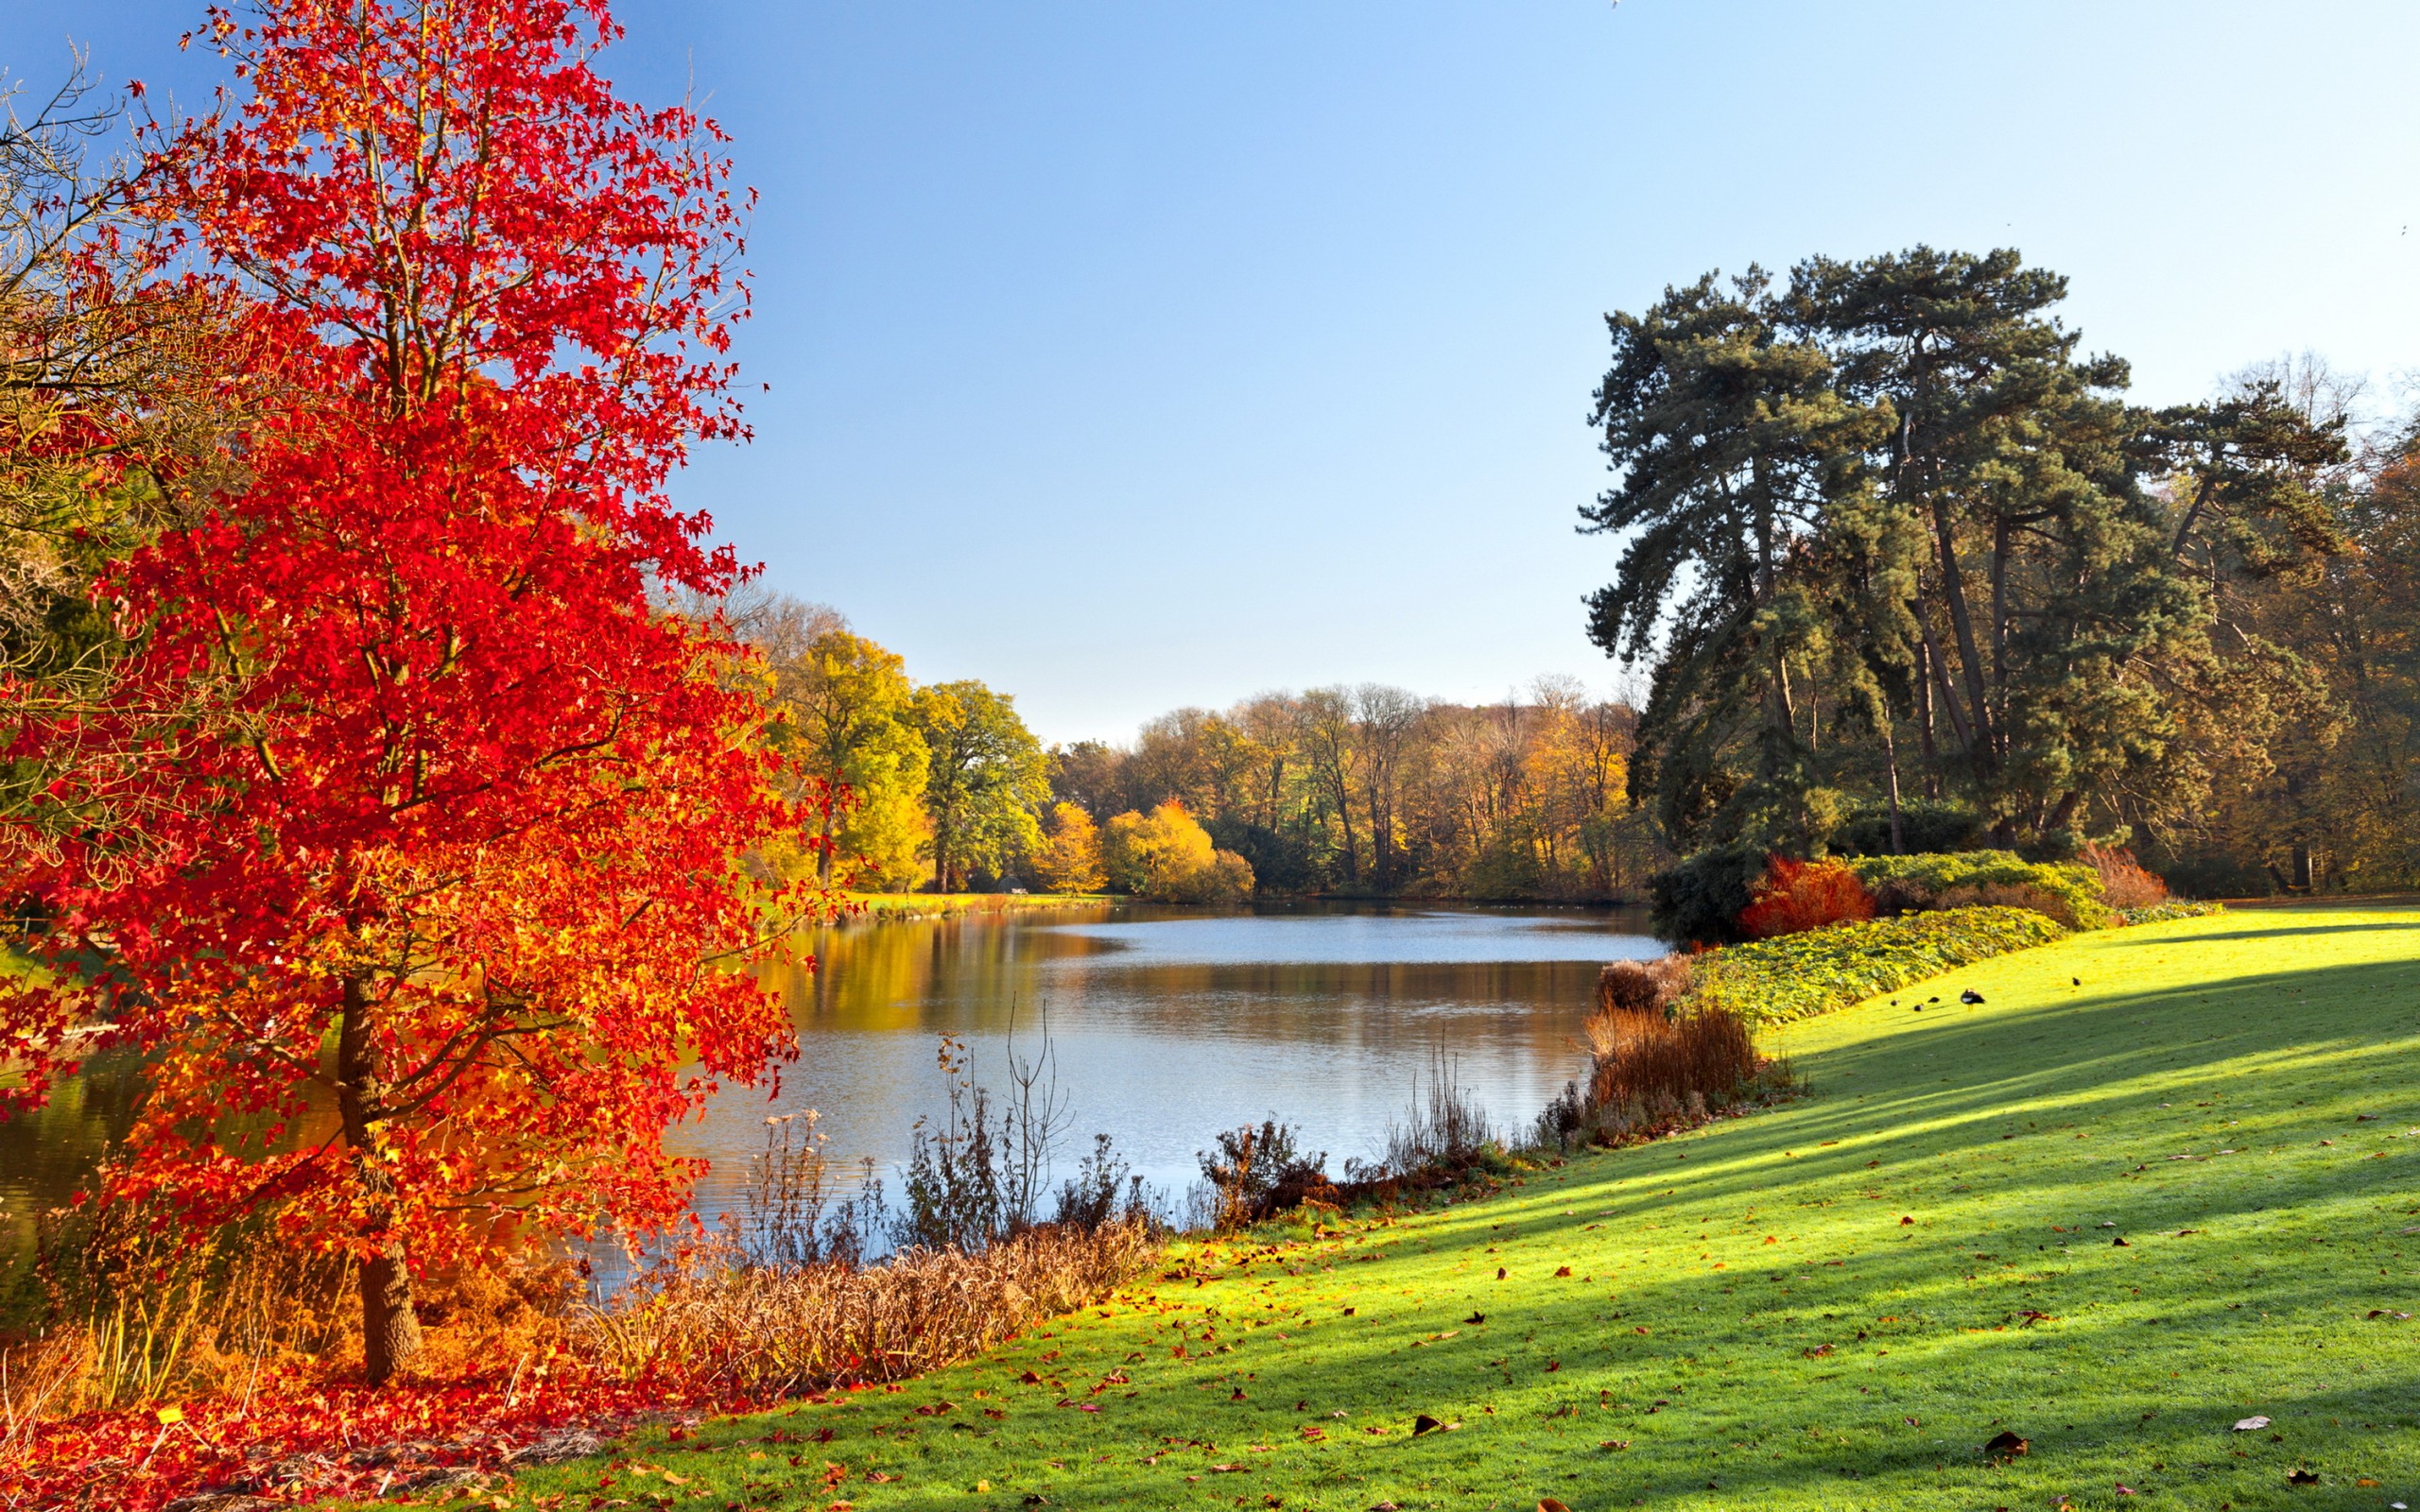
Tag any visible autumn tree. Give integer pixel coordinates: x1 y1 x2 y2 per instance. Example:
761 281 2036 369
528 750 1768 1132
760 613 929 889
1101 799 1253 902
0 0 805 1386
1031 800 1106 893
908 679 1048 891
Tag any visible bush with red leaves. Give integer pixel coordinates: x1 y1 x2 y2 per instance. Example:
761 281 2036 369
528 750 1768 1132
1735 855 1876 939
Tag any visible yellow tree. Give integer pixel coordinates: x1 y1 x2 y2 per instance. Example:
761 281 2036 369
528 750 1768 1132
1032 801 1107 892
767 627 929 887
1102 800 1253 902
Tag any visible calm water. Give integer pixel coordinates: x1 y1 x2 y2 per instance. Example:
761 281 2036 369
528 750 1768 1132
0 902 1660 1263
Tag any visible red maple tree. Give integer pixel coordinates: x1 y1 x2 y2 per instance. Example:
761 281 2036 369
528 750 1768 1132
2 0 815 1384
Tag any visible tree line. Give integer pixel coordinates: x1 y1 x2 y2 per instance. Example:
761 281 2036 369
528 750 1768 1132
1585 248 2419 895
726 597 1655 900
1043 680 1654 899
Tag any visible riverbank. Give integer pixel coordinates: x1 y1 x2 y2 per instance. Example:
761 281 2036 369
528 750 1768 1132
838 891 1115 921
417 902 2420 1509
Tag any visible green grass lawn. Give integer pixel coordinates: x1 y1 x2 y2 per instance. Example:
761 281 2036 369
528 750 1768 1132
441 904 2420 1511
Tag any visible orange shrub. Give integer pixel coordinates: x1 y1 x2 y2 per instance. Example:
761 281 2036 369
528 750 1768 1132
2082 843 2169 909
1736 856 1876 938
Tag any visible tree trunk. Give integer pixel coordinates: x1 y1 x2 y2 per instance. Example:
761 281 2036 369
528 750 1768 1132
359 1244 424 1387
1913 639 1941 799
817 786 837 886
337 974 424 1386
1930 499 1997 772
1882 716 1905 854
1918 615 1975 754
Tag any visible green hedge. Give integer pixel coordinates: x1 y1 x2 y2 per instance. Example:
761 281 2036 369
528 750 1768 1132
1685 905 2070 1029
2116 901 2227 926
1848 850 2113 930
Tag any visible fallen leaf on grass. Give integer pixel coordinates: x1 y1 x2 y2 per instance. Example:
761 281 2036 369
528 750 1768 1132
1411 1415 1444 1435
1208 1463 1247 1473
2233 1417 2271 1432
1463 1312 1487 1325
1540 1500 1574 1512
2286 1467 2320 1486
1982 1431 2029 1460
2116 1486 2136 1496
1599 1440 1632 1451
1554 1266 1572 1278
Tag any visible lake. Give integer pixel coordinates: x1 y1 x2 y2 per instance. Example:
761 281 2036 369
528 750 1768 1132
0 902 1662 1267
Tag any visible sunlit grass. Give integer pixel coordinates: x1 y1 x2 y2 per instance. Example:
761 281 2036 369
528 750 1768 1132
387 903 2420 1510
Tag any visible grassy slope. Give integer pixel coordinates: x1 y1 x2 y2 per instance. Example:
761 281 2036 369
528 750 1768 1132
443 905 2420 1511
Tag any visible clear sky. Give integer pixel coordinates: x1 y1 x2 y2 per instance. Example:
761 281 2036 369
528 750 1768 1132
10 3 2420 745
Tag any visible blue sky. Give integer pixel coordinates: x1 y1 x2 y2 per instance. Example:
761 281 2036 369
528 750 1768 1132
11 3 2419 744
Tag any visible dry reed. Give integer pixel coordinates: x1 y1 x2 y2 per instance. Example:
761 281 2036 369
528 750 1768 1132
579 1219 1158 1397
1593 954 1695 1016
1582 1003 1758 1111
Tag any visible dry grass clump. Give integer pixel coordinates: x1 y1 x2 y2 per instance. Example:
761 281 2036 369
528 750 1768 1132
1534 996 1791 1152
1593 954 1694 1016
1583 1003 1759 1114
580 1220 1158 1397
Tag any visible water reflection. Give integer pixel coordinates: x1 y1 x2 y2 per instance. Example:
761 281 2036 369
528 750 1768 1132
1 902 1662 1272
679 902 1660 1225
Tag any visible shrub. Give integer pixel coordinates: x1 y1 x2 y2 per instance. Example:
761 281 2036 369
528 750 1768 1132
1684 905 2069 1028
1645 844 1767 945
1849 850 2113 929
1052 1133 1153 1231
2115 900 2226 925
1736 855 1876 938
1197 1120 1330 1229
2083 843 2169 909
1831 799 1987 856
1594 954 1695 1016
